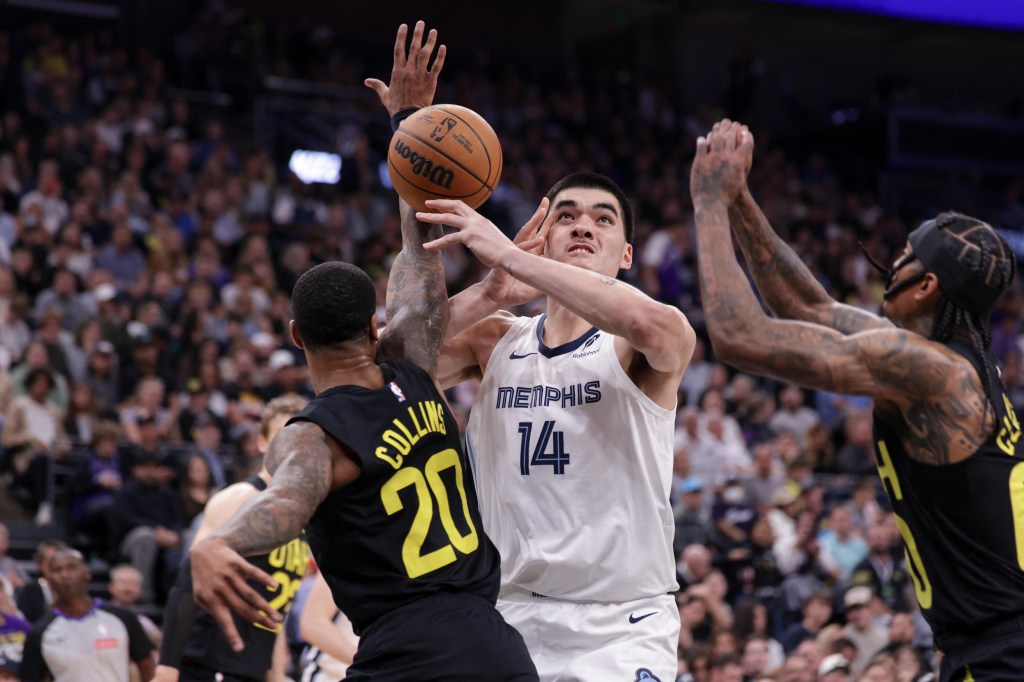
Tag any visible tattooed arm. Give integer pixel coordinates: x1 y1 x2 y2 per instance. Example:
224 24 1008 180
376 200 450 376
692 121 986 465
190 422 358 652
728 189 892 333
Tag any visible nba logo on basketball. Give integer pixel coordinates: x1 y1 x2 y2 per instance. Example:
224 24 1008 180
431 118 457 142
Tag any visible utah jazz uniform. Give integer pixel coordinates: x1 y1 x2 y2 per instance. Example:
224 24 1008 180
162 477 310 682
288 358 536 681
873 339 1024 681
467 316 679 681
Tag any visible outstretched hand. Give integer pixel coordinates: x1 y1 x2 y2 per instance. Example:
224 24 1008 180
690 119 754 207
191 537 281 652
479 199 550 306
365 20 446 117
418 199 542 275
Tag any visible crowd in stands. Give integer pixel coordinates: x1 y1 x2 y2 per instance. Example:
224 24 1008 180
1 3 1021 680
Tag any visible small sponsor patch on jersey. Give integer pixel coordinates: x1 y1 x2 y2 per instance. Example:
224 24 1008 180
94 637 120 650
634 668 661 682
629 611 658 624
389 381 406 403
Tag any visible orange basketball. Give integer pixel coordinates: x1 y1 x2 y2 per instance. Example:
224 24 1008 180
387 104 502 212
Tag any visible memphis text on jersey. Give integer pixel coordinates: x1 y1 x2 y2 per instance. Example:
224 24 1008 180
375 400 448 470
495 381 602 410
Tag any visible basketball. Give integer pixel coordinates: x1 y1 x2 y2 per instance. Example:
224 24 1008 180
387 104 503 212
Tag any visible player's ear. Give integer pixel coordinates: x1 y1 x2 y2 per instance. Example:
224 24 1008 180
620 243 633 270
368 317 380 344
289 320 304 350
916 272 942 304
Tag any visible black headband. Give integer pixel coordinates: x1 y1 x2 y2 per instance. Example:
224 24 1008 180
908 219 1004 315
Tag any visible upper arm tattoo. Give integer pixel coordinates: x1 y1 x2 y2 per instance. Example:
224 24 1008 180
213 422 333 556
728 199 888 334
378 202 450 374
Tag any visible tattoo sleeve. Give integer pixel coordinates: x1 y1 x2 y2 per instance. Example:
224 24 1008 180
377 200 450 375
728 190 890 334
211 422 332 556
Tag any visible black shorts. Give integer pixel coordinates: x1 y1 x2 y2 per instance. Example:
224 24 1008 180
346 591 538 682
939 622 1024 682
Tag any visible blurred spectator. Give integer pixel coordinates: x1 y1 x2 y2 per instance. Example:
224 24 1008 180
817 505 868 583
1 367 69 522
187 413 228 489
733 600 785 673
9 341 68 410
848 519 912 614
741 633 774 679
15 539 68 624
835 411 876 475
679 338 712 408
769 385 820 448
0 584 30 679
107 564 162 648
711 477 757 553
0 525 27 598
110 448 185 603
674 476 712 554
68 420 124 555
742 442 786 508
778 592 832 653
778 652 815 682
817 653 852 681
708 652 743 682
179 451 215 526
81 339 120 413
840 586 888 676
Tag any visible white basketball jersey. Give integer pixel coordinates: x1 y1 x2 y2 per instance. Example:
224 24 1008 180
466 315 678 602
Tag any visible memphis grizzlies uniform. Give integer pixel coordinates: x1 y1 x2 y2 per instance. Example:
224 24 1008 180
289 359 537 681
467 315 679 682
873 339 1024 682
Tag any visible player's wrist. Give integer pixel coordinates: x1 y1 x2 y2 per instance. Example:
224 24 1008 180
390 107 420 131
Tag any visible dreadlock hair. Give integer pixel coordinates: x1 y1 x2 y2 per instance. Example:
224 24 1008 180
927 212 1017 413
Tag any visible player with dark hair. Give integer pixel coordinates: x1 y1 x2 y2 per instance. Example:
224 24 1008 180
154 394 309 682
415 153 695 680
189 21 536 681
691 119 1024 681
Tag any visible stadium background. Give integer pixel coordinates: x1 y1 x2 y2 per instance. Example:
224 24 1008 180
0 0 1022 679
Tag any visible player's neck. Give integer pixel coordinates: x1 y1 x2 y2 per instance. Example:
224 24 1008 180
308 349 383 394
55 594 94 618
542 301 596 347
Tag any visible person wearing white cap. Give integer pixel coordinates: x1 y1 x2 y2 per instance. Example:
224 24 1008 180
841 586 887 676
817 652 851 681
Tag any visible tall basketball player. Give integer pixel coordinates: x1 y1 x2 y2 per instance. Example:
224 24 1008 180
417 179 696 680
691 119 1024 682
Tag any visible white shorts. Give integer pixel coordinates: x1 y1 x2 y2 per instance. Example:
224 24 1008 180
497 590 679 682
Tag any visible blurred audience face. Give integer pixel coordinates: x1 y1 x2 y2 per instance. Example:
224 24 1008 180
108 565 143 606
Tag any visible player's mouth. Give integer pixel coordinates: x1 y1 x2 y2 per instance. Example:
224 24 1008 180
567 242 596 256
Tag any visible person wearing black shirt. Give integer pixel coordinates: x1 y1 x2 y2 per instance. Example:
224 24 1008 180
188 22 535 681
693 119 1024 681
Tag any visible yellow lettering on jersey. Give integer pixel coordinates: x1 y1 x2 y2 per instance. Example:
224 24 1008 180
997 393 1022 456
374 401 448 469
876 440 903 501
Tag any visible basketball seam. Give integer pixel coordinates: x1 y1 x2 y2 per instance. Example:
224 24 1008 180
398 126 496 192
433 106 501 187
387 157 491 201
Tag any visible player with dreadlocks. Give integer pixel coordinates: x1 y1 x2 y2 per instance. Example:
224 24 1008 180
690 119 1024 682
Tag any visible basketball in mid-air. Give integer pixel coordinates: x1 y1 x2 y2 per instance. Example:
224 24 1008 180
387 104 502 212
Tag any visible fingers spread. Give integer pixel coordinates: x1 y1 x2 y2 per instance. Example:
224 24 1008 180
208 601 244 652
417 28 438 71
424 234 463 251
235 560 278 590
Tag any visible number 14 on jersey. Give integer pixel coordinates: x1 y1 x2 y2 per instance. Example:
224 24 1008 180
518 420 571 475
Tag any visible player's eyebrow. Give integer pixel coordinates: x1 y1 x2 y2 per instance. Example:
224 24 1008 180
553 199 620 218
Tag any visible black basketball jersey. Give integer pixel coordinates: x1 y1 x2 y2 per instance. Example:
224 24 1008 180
182 476 309 678
287 358 500 635
872 338 1024 645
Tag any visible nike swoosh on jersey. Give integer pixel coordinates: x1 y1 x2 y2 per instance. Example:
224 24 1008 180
509 351 538 360
629 611 658 623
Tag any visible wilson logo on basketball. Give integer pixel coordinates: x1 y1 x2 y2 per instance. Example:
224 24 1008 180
392 139 456 189
431 118 457 142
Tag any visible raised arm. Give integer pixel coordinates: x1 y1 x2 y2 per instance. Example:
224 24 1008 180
418 200 695 377
190 422 356 651
691 121 985 464
728 187 891 334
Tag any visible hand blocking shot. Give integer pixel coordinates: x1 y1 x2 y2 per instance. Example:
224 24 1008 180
188 22 537 682
691 119 1024 682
